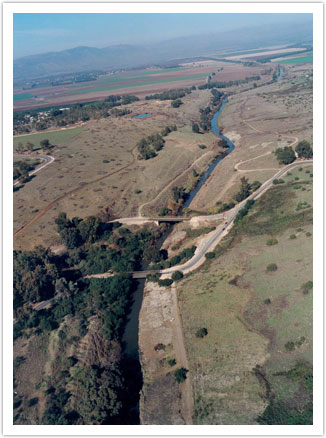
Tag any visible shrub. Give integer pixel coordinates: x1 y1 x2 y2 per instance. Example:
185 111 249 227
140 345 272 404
154 343 166 351
302 281 313 295
205 252 215 259
306 232 312 237
290 234 297 239
172 271 183 282
198 144 207 149
167 358 176 367
158 279 173 287
295 177 299 181
28 397 39 407
174 367 188 383
266 263 277 272
266 238 278 246
284 341 295 351
195 328 208 338
264 298 271 305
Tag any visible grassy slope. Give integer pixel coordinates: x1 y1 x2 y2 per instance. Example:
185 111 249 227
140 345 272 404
177 165 313 424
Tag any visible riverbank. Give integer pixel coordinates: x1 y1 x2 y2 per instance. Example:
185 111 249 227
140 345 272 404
139 282 192 424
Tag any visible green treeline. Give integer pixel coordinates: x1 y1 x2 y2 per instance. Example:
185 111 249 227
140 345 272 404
198 75 261 90
145 87 193 101
13 95 139 134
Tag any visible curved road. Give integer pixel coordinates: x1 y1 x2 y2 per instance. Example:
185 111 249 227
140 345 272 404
13 154 55 186
88 159 312 280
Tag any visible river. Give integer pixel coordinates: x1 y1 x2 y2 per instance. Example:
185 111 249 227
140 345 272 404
122 66 284 419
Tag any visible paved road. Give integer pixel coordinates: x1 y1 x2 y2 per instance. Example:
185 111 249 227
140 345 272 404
88 159 312 280
14 154 54 186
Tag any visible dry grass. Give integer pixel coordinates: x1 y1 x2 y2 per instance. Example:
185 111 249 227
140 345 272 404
176 170 312 424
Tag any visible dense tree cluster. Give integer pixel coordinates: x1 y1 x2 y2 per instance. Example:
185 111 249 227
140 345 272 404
295 141 313 159
14 247 60 308
137 125 177 160
198 75 261 90
145 87 192 101
13 159 40 183
151 245 196 270
274 146 296 165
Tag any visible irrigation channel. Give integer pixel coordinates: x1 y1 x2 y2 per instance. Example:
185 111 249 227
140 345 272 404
121 67 283 421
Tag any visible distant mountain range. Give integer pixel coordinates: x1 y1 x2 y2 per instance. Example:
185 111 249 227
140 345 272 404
14 19 312 84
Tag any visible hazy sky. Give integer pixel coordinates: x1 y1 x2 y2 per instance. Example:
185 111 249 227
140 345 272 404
14 13 311 59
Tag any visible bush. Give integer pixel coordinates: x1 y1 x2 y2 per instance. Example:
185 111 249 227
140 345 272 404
154 343 166 351
158 279 173 287
302 281 313 295
266 238 278 246
266 263 277 272
174 367 188 383
264 298 271 305
306 232 312 237
167 358 176 367
172 271 183 282
284 341 295 351
290 234 296 239
171 99 183 108
195 328 208 338
205 252 215 259
198 144 207 149
28 397 39 407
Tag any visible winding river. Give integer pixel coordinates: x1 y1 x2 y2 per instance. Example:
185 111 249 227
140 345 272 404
122 67 284 419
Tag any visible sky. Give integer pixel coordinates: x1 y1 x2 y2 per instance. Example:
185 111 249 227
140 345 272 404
14 13 312 59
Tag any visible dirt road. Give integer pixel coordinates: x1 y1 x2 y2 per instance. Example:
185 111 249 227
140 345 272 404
171 287 193 424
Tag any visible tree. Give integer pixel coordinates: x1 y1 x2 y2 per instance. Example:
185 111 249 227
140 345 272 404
55 212 69 232
172 186 186 202
174 368 188 383
195 328 208 338
60 227 82 249
218 138 228 148
172 271 183 282
40 139 51 149
235 177 251 202
295 141 313 159
192 123 200 134
274 146 296 165
171 99 183 108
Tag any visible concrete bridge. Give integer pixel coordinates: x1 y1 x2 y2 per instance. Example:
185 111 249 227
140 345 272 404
110 216 191 226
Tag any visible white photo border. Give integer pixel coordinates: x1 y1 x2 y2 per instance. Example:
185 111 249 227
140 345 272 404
3 2 323 436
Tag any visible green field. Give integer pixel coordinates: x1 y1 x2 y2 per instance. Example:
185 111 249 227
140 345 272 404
277 54 313 64
69 74 208 95
14 93 35 101
13 127 84 150
68 68 186 88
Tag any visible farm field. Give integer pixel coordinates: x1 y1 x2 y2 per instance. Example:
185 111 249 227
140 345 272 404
13 89 224 250
176 166 313 424
277 55 313 64
13 62 265 111
189 64 313 211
